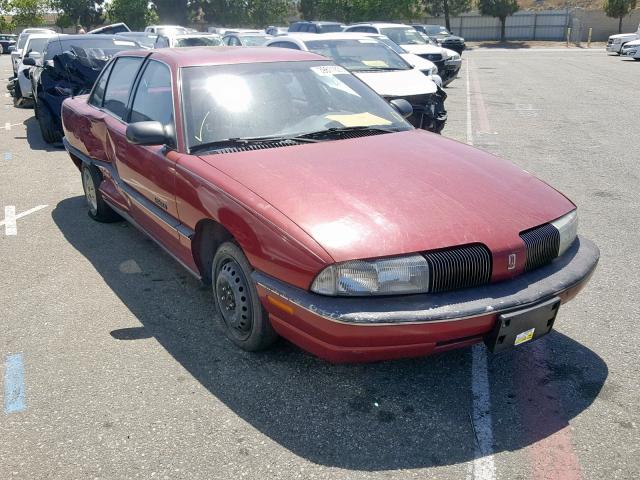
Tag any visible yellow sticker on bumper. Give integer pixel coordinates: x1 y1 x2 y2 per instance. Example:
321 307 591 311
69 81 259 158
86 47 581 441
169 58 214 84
514 328 535 346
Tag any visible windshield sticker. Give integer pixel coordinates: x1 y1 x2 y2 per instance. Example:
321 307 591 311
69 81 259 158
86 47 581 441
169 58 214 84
113 41 136 46
362 60 389 67
311 65 349 76
325 113 392 127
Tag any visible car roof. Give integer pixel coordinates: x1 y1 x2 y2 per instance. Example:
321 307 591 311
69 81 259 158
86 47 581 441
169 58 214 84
348 23 412 29
122 46 326 68
293 21 342 25
225 31 267 36
24 33 56 41
275 32 379 42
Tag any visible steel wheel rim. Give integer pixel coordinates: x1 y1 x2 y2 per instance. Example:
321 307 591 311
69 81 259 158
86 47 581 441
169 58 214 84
82 169 98 214
215 258 253 341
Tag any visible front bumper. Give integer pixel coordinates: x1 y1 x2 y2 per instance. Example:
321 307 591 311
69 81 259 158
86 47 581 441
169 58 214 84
606 43 621 53
254 236 599 362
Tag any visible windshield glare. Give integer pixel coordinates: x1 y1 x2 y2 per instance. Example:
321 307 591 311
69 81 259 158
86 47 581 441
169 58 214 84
181 61 410 150
380 27 427 45
305 39 410 71
176 36 222 47
157 27 188 36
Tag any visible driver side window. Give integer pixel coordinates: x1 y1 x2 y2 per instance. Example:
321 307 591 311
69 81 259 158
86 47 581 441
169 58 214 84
130 60 175 145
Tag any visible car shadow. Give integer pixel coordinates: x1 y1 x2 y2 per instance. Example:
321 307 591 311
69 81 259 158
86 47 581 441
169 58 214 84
23 116 63 151
52 196 608 471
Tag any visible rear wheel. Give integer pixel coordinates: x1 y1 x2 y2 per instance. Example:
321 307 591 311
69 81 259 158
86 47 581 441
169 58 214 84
81 164 120 222
212 242 278 352
36 97 63 144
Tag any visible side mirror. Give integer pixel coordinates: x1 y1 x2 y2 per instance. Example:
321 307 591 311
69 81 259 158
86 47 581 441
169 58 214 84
8 46 16 53
23 57 36 66
390 98 413 119
126 121 170 146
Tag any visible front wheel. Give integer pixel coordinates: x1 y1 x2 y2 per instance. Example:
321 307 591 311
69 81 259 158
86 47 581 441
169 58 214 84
81 164 120 222
212 242 278 352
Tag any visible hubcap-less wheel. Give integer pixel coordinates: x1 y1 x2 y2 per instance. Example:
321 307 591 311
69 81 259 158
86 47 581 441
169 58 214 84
215 259 253 341
82 168 98 214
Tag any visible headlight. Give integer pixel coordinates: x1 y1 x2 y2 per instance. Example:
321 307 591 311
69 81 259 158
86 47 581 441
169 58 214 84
613 38 621 43
551 210 578 257
311 254 430 296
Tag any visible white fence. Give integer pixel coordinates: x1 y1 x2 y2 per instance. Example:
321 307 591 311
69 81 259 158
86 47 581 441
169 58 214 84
423 11 570 41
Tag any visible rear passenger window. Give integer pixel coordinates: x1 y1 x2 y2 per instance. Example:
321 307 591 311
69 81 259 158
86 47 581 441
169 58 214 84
130 60 173 128
103 56 143 119
89 60 114 107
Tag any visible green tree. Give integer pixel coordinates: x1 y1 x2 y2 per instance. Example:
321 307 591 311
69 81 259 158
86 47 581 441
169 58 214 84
153 0 190 25
478 0 518 42
603 0 637 33
423 0 472 31
10 0 47 27
107 0 157 30
0 0 15 32
52 0 105 30
246 0 289 27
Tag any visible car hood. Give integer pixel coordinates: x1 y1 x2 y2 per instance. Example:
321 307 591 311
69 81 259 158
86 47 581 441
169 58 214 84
441 35 464 42
623 39 640 46
353 68 437 96
609 32 639 40
199 130 574 263
400 43 443 55
400 53 436 71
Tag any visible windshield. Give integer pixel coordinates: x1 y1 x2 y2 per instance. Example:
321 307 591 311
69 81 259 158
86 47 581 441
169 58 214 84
157 27 188 36
176 36 222 47
45 38 140 61
379 27 427 45
318 24 343 33
181 61 410 150
375 36 406 54
18 34 29 49
240 35 271 46
117 34 157 49
305 39 410 72
425 26 449 35
25 37 48 54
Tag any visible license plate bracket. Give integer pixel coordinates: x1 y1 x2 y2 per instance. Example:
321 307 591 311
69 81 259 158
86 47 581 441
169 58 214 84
485 297 560 353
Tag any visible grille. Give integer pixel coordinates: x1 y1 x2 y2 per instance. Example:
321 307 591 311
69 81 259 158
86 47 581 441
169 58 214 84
423 244 492 293
419 53 443 62
520 223 560 272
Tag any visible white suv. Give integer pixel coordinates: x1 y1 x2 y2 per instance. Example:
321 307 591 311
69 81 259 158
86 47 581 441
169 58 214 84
606 24 640 54
344 23 458 85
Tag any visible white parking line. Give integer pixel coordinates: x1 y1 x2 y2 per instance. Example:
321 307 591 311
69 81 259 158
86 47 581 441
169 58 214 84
4 206 17 235
466 62 497 480
2 122 21 131
1 205 48 235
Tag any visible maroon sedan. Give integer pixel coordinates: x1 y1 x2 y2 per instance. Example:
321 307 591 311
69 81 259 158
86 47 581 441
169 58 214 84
61 47 599 363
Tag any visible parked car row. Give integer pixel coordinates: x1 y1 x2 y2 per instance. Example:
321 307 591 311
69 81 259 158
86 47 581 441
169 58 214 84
607 24 640 60
6 21 455 144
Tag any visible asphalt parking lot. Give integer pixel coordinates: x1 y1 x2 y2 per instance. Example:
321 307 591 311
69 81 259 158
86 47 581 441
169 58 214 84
1 49 639 479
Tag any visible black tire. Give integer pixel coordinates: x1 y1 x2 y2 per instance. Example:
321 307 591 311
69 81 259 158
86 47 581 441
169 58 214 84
81 164 120 222
212 242 278 352
36 97 63 144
